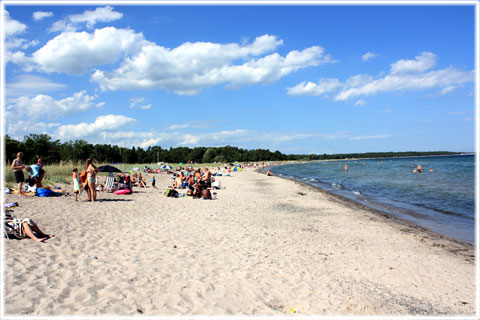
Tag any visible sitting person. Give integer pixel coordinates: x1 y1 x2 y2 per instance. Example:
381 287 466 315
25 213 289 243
5 211 53 242
174 173 184 189
138 173 147 188
203 168 212 187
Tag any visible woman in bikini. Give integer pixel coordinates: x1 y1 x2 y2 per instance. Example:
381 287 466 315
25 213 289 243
86 158 98 202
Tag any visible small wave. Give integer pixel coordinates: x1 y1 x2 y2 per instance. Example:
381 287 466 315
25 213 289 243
352 191 361 196
332 183 345 190
310 178 317 182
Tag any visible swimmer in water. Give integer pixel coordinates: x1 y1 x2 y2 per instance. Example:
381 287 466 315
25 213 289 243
417 164 423 173
345 164 348 172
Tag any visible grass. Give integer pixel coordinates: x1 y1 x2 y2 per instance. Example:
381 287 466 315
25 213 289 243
3 162 226 189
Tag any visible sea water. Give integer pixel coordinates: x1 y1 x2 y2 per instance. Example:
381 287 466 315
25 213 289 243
269 155 475 244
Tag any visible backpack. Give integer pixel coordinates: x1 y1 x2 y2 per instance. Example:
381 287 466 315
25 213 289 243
165 188 179 198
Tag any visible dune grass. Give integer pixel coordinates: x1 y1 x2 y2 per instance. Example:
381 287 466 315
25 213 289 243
3 162 224 189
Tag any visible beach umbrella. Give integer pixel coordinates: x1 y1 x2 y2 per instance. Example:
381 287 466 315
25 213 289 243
161 164 172 170
98 165 122 173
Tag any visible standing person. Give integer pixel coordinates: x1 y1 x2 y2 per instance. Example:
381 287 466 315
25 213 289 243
152 176 158 189
72 168 80 201
36 157 45 188
86 158 98 202
11 152 25 196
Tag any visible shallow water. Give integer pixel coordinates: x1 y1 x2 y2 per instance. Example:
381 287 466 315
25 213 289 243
269 155 475 244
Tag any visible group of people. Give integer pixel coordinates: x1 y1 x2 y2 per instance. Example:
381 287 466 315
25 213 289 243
171 167 215 199
11 152 45 195
72 158 99 202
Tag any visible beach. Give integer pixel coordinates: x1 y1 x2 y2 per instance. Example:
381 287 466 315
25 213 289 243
3 168 476 316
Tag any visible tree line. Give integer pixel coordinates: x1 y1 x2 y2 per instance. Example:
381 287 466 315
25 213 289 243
5 134 461 165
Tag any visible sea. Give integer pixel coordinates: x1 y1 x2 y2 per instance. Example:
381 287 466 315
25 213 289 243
268 155 476 245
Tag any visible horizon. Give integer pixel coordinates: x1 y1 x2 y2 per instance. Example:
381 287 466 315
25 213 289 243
2 1 476 154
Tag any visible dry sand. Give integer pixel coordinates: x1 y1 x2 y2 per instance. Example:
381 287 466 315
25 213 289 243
2 168 476 316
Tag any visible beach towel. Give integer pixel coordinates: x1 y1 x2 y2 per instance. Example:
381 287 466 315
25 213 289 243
36 188 53 197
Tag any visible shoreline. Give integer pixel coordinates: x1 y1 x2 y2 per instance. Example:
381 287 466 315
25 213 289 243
3 167 475 316
261 168 475 254
262 157 475 246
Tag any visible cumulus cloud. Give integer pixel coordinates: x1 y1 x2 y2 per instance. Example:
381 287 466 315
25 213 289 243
6 74 66 97
91 35 331 95
390 51 437 74
31 27 146 74
33 11 53 21
4 10 27 37
6 91 101 121
49 6 123 32
56 115 136 140
288 52 473 101
361 52 377 61
287 78 340 96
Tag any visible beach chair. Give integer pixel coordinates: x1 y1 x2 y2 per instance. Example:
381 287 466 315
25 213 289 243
104 173 118 192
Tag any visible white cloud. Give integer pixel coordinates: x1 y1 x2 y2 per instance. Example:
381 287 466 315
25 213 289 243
129 97 145 108
5 38 39 50
354 100 366 106
139 104 152 110
31 27 146 74
380 109 392 114
361 52 377 61
33 11 53 21
91 35 331 94
390 51 437 74
287 78 340 96
6 91 101 121
6 74 66 97
49 6 122 32
4 10 27 37
351 134 391 140
56 115 136 140
335 66 473 101
289 52 473 101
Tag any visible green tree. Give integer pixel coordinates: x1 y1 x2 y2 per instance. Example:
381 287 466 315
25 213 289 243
202 148 216 163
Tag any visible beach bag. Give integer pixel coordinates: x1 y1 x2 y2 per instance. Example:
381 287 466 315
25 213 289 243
165 188 178 198
36 188 53 197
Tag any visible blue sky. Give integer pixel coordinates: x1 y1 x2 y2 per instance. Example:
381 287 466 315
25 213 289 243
3 2 476 154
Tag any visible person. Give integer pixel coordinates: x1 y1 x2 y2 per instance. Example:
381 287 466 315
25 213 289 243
266 169 272 176
345 164 348 172
73 168 80 201
152 176 158 189
79 169 91 201
138 173 147 188
25 164 42 188
203 168 212 187
36 157 45 188
86 158 98 202
417 164 423 173
174 173 184 189
11 152 26 196
5 211 53 243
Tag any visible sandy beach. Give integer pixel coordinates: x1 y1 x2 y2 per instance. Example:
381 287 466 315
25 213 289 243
3 168 476 316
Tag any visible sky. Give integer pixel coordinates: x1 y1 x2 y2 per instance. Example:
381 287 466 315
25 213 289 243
2 1 476 154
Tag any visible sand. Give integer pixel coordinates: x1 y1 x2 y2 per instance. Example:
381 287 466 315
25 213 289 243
2 168 476 316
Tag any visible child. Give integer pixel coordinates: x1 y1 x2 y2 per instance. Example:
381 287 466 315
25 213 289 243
152 176 158 189
72 168 80 201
